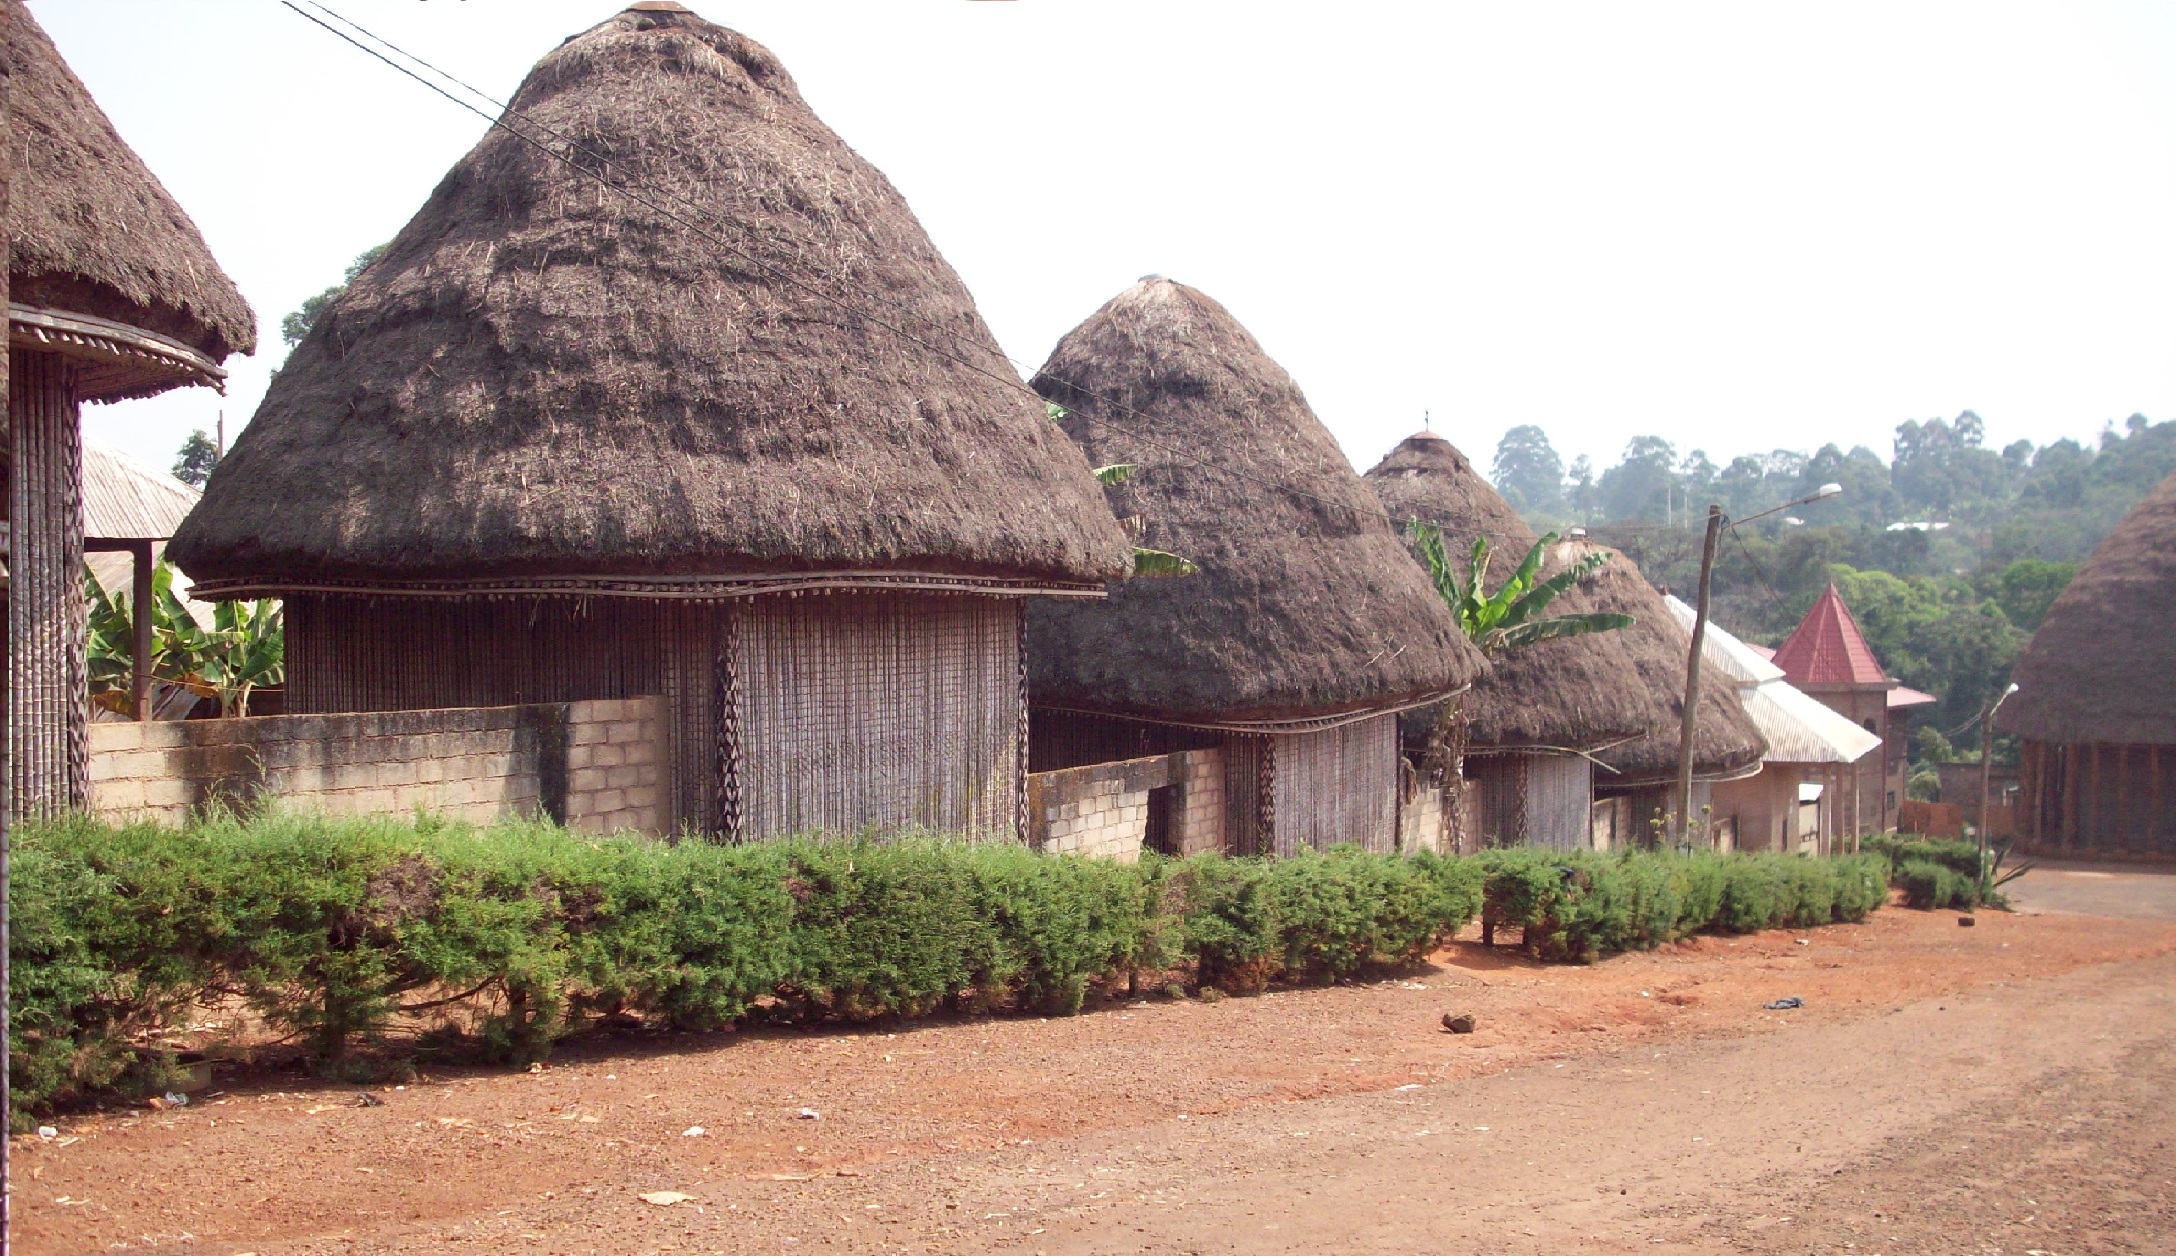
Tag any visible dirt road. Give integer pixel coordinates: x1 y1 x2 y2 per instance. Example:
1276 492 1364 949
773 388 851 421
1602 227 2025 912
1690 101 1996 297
14 879 2176 1254
2007 858 2176 921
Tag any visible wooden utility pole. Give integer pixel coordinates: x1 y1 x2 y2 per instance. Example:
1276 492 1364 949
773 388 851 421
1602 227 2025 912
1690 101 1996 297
3 37 17 1256
1977 698 1995 879
1674 504 1723 846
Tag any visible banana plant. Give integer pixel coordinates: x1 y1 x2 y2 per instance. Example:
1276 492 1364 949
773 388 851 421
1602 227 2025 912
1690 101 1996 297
1405 523 1633 850
1093 462 1199 578
1407 522 1632 656
81 560 283 718
158 574 284 718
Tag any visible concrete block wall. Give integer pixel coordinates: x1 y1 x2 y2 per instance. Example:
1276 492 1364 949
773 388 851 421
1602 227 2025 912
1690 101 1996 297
1167 748 1225 855
1398 773 1444 854
1025 747 1226 860
562 698 668 834
88 697 668 835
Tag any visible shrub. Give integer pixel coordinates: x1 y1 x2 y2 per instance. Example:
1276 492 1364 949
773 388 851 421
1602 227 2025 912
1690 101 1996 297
1865 834 1982 881
8 814 1885 1117
1894 858 1983 911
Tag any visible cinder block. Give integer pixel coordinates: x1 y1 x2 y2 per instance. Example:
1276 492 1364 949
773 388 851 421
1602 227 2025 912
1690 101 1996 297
139 776 192 808
94 777 148 812
331 763 378 792
566 743 596 771
623 785 661 810
375 760 421 788
569 766 609 794
591 743 626 769
592 789 627 815
606 721 646 745
88 723 148 754
621 739 658 767
570 721 611 746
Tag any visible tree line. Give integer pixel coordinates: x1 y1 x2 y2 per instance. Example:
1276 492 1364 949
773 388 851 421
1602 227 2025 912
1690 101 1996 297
1489 413 2176 760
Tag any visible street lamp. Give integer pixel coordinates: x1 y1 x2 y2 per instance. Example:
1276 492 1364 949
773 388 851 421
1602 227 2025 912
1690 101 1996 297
1673 483 1845 846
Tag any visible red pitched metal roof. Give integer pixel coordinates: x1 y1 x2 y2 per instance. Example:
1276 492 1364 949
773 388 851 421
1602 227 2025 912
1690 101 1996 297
1772 584 1895 689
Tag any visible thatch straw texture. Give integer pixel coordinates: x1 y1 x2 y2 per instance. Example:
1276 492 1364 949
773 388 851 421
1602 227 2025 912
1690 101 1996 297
170 5 1127 591
1366 431 1650 751
1569 537 1768 783
2002 467 2176 746
3 4 254 374
1026 279 1483 724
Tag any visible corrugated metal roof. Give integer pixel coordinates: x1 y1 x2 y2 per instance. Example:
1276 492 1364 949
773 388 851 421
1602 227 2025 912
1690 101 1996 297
83 440 199 541
1666 596 1883 766
1771 583 1894 689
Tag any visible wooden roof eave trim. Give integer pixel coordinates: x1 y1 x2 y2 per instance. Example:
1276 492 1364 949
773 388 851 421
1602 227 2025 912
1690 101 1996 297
8 303 227 401
186 569 1112 603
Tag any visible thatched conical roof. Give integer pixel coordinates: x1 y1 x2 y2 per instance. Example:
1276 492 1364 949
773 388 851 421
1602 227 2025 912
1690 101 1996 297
3 3 254 397
2001 467 2176 746
169 3 1129 595
1568 537 1768 783
1365 431 1650 752
1025 279 1483 726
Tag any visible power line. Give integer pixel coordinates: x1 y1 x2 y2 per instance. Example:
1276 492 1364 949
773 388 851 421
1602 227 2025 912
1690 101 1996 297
282 2 1377 524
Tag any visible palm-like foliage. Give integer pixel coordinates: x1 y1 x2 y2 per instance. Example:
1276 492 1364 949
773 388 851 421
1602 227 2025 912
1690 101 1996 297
1407 522 1632 656
82 560 284 718
1092 462 1200 578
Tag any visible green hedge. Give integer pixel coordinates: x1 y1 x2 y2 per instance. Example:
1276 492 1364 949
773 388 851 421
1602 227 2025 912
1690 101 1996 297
1864 834 1983 881
10 814 1882 1116
1472 848 1891 962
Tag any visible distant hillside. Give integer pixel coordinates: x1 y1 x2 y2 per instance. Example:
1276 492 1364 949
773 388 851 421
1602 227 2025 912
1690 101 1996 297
1479 413 2176 746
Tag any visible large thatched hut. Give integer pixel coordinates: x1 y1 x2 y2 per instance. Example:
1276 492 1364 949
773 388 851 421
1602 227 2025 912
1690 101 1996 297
171 4 1129 840
1365 431 1649 849
1025 279 1484 856
1999 468 2176 854
4 3 254 819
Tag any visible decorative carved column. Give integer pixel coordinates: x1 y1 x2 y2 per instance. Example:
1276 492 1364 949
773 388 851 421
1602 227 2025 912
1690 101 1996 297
712 602 744 843
8 348 86 821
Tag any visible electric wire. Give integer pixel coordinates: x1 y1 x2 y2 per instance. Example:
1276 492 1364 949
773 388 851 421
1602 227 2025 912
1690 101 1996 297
281 1 1379 524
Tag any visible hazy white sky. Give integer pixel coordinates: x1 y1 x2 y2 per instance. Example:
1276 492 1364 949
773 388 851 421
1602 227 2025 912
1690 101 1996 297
39 0 2176 485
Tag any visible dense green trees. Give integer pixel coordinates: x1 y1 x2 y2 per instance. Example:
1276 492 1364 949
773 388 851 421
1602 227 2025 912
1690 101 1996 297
1488 411 2175 765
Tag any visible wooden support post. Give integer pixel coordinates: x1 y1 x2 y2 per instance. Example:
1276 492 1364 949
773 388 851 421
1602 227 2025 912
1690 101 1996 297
130 538 154 720
2117 744 2131 851
2080 744 2097 853
7 349 87 822
2154 744 2166 849
2062 744 2078 849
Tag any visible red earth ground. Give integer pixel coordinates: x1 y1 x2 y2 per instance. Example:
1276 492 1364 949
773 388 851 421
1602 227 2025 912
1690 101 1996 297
13 877 2176 1254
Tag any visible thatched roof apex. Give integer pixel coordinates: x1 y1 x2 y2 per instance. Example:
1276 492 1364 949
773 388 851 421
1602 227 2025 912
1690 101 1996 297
2001 467 2176 746
1366 431 1650 752
1027 279 1484 725
169 5 1129 595
3 4 254 396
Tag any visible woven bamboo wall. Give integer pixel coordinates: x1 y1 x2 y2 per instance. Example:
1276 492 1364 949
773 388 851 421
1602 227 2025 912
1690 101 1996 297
1468 752 1594 851
1269 714 1397 855
8 348 88 820
286 589 1021 841
735 592 1021 840
2019 740 2176 855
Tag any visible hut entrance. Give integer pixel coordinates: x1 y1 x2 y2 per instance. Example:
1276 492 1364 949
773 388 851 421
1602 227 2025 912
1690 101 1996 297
1143 783 1178 855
